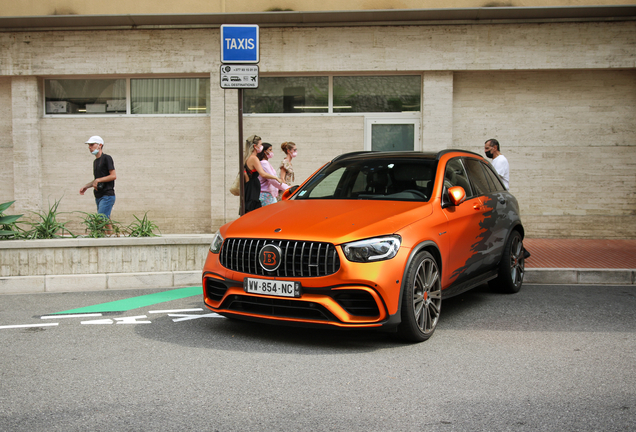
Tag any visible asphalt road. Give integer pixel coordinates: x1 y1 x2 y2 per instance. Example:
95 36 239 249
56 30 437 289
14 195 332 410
1 284 635 432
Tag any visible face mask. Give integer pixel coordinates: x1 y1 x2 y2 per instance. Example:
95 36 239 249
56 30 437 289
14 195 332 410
291 151 298 158
266 152 274 159
255 145 263 153
485 151 493 159
91 149 100 155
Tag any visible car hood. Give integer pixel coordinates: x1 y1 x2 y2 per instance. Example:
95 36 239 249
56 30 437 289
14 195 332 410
222 200 433 244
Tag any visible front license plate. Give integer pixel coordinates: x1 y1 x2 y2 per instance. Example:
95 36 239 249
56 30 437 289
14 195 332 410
244 278 301 298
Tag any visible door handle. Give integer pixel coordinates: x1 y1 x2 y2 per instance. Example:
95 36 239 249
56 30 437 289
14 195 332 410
498 197 506 204
473 204 481 210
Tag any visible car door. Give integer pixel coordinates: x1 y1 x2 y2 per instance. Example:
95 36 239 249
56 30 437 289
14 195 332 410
441 157 488 286
463 158 509 272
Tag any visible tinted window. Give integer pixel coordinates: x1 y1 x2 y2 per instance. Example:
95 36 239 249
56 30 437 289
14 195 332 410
296 158 437 201
464 158 492 196
482 162 506 192
444 158 474 198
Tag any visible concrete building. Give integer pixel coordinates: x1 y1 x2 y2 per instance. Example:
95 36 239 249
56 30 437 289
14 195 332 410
0 5 634 238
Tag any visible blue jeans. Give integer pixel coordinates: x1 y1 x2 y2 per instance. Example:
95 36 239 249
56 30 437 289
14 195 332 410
95 195 116 219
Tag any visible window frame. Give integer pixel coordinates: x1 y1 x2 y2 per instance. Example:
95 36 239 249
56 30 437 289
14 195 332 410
42 75 211 118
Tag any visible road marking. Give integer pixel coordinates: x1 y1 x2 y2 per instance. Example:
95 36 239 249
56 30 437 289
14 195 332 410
50 286 203 315
41 314 103 320
149 308 204 314
81 319 114 325
0 323 59 330
115 315 151 324
168 313 225 322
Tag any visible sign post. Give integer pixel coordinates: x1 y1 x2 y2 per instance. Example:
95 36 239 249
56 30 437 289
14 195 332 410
220 24 259 216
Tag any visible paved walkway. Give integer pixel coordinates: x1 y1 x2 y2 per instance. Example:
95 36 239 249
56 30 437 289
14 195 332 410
524 238 636 269
523 238 636 285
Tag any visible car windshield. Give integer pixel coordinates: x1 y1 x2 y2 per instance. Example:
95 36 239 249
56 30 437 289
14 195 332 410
294 157 437 202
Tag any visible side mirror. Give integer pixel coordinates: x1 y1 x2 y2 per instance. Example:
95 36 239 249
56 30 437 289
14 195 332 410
448 186 466 206
281 185 299 201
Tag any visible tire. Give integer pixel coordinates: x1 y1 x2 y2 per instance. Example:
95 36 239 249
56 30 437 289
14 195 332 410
397 251 442 342
489 230 525 294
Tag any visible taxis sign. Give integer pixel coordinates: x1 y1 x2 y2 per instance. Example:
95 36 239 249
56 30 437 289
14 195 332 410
220 25 259 64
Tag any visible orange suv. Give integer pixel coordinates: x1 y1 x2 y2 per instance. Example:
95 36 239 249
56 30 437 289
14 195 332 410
203 150 526 342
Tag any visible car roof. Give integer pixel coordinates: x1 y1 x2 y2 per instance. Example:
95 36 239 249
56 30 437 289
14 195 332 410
332 149 482 163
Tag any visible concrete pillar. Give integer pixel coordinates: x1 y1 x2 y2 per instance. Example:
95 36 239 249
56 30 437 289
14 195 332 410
422 72 454 152
11 76 42 214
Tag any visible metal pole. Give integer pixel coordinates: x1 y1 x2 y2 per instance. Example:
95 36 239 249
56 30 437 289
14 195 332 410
238 88 244 216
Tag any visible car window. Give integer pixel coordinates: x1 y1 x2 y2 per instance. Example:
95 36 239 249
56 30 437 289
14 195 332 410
295 157 437 201
482 162 506 192
443 158 474 198
463 158 492 196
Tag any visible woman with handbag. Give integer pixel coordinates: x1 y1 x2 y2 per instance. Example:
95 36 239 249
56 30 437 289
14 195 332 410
243 135 282 214
258 143 289 206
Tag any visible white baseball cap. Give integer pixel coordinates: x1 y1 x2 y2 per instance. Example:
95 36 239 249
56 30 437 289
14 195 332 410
85 136 104 145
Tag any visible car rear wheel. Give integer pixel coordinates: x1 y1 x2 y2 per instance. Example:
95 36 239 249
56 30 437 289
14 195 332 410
397 251 442 342
489 230 525 294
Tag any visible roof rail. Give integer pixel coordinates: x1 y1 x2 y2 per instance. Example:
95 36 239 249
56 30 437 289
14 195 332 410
436 149 482 160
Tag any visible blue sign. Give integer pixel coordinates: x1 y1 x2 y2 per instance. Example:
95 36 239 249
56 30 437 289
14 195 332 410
221 25 259 64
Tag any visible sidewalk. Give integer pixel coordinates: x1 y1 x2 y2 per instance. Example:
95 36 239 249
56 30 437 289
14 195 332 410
523 238 636 285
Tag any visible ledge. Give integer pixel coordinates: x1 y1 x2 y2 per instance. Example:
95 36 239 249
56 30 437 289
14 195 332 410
0 234 215 250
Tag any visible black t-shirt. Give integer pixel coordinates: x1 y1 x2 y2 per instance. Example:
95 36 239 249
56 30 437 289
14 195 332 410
93 153 115 198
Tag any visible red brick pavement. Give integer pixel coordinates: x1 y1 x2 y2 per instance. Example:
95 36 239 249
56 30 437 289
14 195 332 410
524 238 636 269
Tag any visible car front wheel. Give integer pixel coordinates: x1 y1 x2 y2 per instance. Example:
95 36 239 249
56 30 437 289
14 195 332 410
397 251 442 342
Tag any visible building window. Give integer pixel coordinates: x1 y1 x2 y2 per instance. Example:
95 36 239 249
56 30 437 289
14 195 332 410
45 79 126 114
243 76 329 114
244 75 421 114
44 77 210 115
131 78 210 114
333 76 421 113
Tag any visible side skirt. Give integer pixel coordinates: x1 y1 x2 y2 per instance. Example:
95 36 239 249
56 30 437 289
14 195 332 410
442 269 499 299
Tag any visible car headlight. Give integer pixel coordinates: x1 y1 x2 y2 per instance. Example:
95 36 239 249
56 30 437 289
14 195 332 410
342 236 401 263
209 231 224 254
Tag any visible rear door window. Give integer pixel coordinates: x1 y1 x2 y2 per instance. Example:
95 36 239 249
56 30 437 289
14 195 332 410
463 158 492 197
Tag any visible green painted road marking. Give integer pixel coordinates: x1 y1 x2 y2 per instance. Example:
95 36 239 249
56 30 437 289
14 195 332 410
51 286 203 315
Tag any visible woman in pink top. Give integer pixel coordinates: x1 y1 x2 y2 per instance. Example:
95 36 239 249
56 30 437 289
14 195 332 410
258 143 289 206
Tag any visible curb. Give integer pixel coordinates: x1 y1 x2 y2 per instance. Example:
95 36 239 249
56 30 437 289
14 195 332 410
525 268 635 285
1 268 635 295
0 271 202 294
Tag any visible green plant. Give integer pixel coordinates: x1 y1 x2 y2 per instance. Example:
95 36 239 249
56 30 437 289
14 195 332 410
80 212 124 238
0 201 24 240
20 198 74 239
127 213 160 237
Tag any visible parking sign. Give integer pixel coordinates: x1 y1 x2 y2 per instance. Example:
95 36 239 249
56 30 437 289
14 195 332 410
221 25 259 64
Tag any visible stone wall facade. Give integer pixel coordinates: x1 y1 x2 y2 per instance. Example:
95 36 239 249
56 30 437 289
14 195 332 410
0 21 634 238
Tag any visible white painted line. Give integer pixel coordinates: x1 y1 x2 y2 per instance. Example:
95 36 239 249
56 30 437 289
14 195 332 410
114 315 151 324
41 314 103 319
81 319 114 325
0 323 59 330
169 313 226 322
148 308 204 314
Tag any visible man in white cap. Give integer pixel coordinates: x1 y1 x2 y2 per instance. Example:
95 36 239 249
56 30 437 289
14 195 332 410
80 136 117 232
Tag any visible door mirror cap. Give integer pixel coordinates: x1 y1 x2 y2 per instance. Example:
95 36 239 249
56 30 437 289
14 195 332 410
281 185 299 201
448 186 467 206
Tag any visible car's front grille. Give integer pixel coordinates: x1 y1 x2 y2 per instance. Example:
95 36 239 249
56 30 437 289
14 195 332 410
220 238 340 278
222 295 336 321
